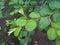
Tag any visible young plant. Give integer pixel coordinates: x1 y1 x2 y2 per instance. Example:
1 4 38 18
0 0 60 45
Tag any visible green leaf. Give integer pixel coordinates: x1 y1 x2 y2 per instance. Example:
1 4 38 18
8 1 14 5
29 31 35 35
52 22 60 30
19 0 24 5
27 37 32 42
25 1 30 6
25 20 37 32
39 5 51 16
20 39 26 45
11 0 18 4
56 38 60 45
14 27 21 37
49 0 60 9
57 30 60 37
29 12 40 18
16 17 27 27
39 0 45 4
8 28 17 36
30 1 37 6
18 31 27 40
10 9 18 15
53 11 60 21
0 2 4 9
1 41 5 45
13 4 19 9
38 17 50 30
47 28 57 40
20 31 27 38
0 11 3 18
28 7 33 12
9 0 18 5
6 20 17 28
18 7 24 15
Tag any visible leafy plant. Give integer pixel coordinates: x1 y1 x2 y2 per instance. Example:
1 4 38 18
0 0 60 45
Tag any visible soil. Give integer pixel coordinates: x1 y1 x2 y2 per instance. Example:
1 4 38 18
28 30 56 45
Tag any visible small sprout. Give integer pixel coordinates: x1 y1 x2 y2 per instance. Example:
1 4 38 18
6 20 10 26
18 7 24 15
